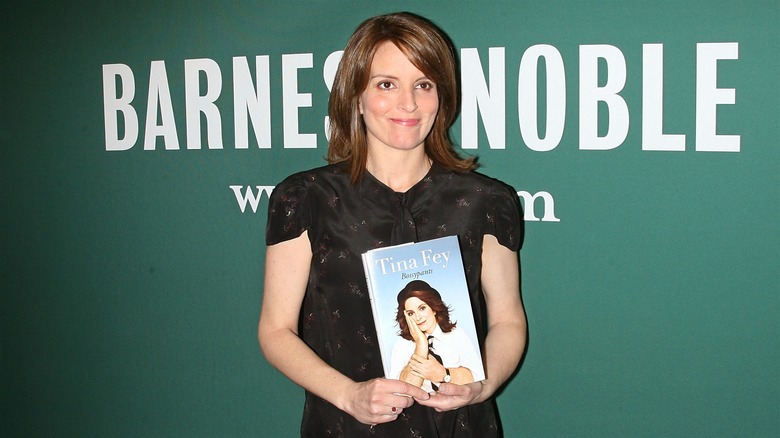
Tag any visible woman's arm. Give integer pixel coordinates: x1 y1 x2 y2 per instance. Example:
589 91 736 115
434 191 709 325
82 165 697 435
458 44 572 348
472 234 527 399
258 231 429 424
398 312 428 387
409 358 473 385
448 366 474 384
417 234 527 410
398 354 426 387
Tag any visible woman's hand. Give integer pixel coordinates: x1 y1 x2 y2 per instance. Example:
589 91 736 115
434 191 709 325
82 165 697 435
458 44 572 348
407 353 446 383
341 378 430 425
416 381 485 412
404 312 429 355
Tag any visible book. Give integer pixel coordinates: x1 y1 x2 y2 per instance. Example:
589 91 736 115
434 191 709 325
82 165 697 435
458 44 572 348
361 235 485 392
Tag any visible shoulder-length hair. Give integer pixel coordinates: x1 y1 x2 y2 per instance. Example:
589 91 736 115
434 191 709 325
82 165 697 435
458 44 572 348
395 280 456 340
327 12 477 184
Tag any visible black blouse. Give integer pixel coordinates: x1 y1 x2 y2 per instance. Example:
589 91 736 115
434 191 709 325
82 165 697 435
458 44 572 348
266 162 523 437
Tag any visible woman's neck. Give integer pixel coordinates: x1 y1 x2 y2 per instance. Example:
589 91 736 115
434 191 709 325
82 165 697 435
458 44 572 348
366 148 432 193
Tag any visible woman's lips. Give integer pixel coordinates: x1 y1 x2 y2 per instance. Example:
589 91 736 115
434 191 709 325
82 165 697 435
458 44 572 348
390 118 420 126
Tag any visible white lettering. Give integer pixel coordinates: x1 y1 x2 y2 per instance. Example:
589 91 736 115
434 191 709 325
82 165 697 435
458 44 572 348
420 249 451 269
696 42 740 152
518 190 560 222
185 58 223 149
375 257 419 275
579 45 629 150
233 56 272 149
103 43 741 155
461 47 506 149
230 185 275 213
103 64 138 151
282 53 316 148
518 44 566 152
144 60 180 150
322 50 343 141
642 44 686 151
231 185 560 222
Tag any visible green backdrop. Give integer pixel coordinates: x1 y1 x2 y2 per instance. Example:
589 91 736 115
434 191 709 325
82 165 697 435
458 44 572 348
2 1 778 436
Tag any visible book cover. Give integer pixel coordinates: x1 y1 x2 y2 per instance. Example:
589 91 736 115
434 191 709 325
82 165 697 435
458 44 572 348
361 235 485 392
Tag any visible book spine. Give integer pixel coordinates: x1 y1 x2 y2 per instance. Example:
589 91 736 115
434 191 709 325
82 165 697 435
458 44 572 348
361 252 390 377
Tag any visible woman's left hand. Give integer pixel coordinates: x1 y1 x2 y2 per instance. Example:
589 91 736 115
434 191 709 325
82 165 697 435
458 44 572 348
415 381 485 412
407 353 446 383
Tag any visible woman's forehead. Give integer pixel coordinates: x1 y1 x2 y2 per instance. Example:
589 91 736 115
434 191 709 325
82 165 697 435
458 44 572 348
404 296 427 310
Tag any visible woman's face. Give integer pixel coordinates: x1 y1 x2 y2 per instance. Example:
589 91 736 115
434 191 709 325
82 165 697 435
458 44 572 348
404 296 438 335
358 41 439 156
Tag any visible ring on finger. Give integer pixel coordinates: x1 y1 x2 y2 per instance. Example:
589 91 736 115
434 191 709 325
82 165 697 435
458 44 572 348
391 406 397 414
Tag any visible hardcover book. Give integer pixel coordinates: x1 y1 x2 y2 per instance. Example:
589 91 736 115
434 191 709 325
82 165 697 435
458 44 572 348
361 235 485 392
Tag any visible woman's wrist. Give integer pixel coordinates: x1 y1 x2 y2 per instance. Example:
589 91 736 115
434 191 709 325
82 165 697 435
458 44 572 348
331 379 356 413
438 367 449 383
472 379 492 403
330 376 364 415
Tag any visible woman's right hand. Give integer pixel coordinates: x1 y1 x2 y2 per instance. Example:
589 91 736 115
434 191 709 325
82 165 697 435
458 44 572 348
341 378 430 425
404 312 429 355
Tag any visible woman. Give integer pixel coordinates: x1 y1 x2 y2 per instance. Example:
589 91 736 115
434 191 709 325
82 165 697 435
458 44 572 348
390 280 484 393
258 12 527 437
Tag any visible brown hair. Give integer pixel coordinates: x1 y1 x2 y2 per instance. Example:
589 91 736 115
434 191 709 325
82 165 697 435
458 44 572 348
327 12 477 183
395 280 456 340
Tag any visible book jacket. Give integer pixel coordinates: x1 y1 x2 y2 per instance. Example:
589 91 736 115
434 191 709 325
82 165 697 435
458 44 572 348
361 235 485 391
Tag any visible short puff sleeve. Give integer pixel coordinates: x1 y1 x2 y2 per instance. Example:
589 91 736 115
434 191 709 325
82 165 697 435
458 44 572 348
488 183 524 252
265 172 312 245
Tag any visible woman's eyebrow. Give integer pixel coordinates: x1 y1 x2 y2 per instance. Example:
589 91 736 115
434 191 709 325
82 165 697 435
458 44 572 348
369 74 398 80
368 74 430 82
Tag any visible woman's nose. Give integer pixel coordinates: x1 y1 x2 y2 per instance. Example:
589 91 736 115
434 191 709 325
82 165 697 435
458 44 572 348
397 88 418 112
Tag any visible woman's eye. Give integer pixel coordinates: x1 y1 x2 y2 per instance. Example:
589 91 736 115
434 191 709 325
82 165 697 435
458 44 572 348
378 81 394 90
416 82 434 90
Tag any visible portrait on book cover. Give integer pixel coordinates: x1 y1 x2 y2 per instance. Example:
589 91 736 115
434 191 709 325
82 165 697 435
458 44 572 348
363 236 485 392
387 279 485 392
